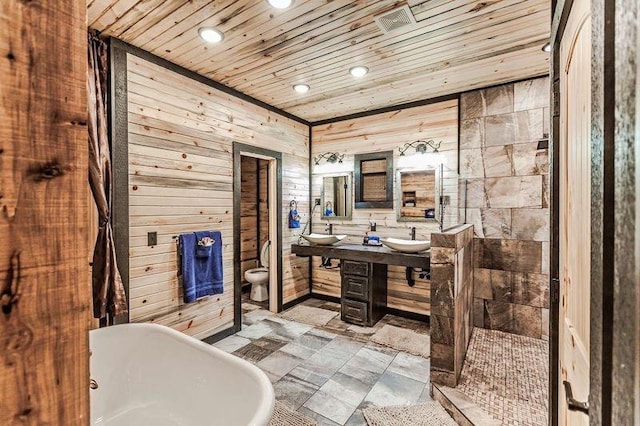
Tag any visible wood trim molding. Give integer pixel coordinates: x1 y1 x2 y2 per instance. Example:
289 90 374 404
353 151 394 210
311 75 548 126
282 293 312 311
308 127 314 294
201 326 236 345
108 37 548 129
233 142 284 327
548 1 574 424
110 38 131 325
312 93 460 127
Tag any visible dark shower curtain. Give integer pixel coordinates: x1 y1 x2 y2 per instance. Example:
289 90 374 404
88 31 128 319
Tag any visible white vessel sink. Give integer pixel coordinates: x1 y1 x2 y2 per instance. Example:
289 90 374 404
301 233 347 245
381 238 431 253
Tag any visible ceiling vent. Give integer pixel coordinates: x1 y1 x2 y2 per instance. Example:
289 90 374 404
374 5 417 34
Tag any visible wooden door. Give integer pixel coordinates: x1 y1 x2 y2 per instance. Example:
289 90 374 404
559 0 591 424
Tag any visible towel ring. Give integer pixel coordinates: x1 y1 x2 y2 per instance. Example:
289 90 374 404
289 200 298 210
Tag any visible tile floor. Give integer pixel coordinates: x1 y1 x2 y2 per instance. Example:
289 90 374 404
457 328 549 426
217 298 432 425
227 298 549 425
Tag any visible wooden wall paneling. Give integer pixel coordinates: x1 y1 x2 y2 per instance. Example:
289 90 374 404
239 157 269 282
124 52 310 338
310 99 459 315
0 1 90 423
259 160 269 255
89 0 551 121
387 265 431 315
240 156 259 281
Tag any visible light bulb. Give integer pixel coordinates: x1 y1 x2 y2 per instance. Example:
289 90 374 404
268 0 293 9
198 28 224 43
349 66 369 78
293 84 310 94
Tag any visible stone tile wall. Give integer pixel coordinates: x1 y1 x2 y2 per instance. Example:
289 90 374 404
459 77 550 340
430 224 474 387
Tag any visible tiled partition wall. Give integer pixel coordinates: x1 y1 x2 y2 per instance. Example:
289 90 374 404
430 224 474 387
459 77 550 340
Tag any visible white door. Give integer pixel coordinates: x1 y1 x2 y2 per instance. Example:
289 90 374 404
559 0 591 424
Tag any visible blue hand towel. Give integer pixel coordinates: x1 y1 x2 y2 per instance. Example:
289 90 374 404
179 231 224 303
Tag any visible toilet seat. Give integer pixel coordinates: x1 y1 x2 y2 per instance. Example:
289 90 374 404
259 241 270 268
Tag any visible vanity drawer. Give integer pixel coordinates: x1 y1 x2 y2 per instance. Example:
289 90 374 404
342 299 368 326
341 260 369 277
342 275 369 301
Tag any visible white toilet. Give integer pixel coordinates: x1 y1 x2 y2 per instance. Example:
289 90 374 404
244 241 270 302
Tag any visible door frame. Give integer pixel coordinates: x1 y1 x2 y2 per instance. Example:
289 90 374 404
550 2 575 423
233 142 283 331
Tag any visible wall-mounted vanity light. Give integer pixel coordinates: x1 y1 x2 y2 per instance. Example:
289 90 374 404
398 140 441 156
313 152 345 165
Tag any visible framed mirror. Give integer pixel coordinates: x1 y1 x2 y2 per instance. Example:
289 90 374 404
321 173 352 219
354 151 394 209
396 169 437 222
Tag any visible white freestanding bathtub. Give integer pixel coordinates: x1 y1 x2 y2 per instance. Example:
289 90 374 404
90 323 274 426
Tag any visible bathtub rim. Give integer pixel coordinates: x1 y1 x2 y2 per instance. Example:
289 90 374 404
89 322 275 426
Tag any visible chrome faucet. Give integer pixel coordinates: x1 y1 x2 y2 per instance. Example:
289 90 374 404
325 222 333 235
410 227 416 240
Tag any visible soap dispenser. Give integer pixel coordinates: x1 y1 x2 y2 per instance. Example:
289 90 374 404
363 232 369 245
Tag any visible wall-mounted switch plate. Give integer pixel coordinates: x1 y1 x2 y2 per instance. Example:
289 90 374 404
148 232 157 246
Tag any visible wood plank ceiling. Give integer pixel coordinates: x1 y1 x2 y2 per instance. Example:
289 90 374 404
88 0 551 122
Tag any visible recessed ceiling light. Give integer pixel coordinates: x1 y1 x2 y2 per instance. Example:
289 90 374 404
293 84 310 94
349 66 369 78
198 27 224 43
542 42 551 53
268 0 293 9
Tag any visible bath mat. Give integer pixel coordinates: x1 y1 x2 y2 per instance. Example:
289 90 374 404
363 402 456 426
269 401 316 426
279 305 338 327
370 324 430 358
243 302 262 311
347 324 377 334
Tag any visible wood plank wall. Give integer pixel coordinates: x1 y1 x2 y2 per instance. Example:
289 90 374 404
240 157 269 282
311 100 459 315
258 161 269 263
126 55 310 339
0 1 90 423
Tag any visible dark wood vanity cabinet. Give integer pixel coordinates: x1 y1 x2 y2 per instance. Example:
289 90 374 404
340 260 387 326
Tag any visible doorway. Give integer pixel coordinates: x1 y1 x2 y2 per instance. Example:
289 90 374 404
239 156 271 311
233 143 283 331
